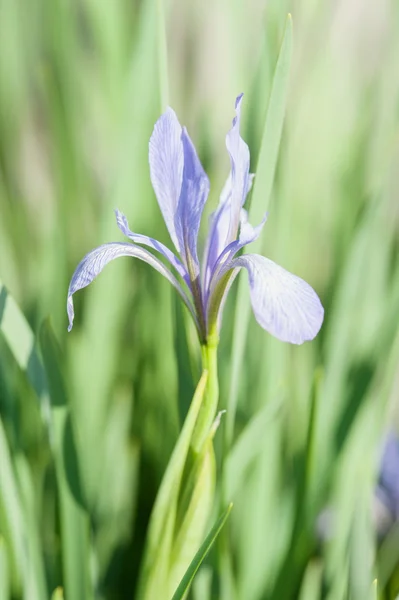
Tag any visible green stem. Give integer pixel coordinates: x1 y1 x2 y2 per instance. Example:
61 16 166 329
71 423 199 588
190 331 219 454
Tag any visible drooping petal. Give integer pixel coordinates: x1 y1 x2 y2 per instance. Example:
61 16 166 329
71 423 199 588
225 94 250 244
149 108 184 251
176 127 210 279
219 254 324 344
67 242 197 332
114 209 190 285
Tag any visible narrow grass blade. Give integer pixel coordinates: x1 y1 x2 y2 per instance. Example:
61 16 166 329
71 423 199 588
40 319 93 600
157 0 169 110
0 416 25 595
225 394 282 498
298 560 323 600
0 534 10 600
171 503 233 600
137 370 208 599
225 14 293 450
0 279 49 413
51 588 64 600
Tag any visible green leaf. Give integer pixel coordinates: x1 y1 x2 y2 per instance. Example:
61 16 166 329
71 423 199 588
39 319 93 600
0 537 9 600
0 419 24 596
171 503 233 600
225 13 294 451
156 0 169 110
137 370 209 599
0 279 49 411
51 587 64 600
225 394 283 499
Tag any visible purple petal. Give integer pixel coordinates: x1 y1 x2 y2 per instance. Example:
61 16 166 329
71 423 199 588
376 432 399 519
176 128 210 279
202 194 232 290
224 254 324 344
115 209 190 285
206 210 267 300
225 94 250 244
149 108 184 251
67 242 197 332
238 208 267 246
203 173 256 290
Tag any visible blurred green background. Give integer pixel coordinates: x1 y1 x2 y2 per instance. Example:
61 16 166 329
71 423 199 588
1 0 399 598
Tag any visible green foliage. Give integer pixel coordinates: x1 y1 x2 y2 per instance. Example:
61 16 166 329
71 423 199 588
1 0 399 599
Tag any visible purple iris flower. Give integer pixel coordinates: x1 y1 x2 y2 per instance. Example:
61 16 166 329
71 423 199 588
67 95 324 344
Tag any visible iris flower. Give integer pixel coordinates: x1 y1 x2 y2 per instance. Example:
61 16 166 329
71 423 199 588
67 94 324 344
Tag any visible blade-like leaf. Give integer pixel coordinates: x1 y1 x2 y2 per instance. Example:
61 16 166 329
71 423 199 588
0 536 9 600
171 503 233 600
137 370 208 599
39 319 93 600
225 14 293 451
0 279 49 412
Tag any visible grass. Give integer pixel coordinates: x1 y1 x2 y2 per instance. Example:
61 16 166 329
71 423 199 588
0 0 399 598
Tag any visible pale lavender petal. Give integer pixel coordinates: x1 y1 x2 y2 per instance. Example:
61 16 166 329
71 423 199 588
67 242 197 332
206 210 267 303
222 254 324 344
376 432 399 519
176 127 210 279
202 173 255 290
114 209 190 284
202 195 232 289
238 208 267 246
149 108 183 251
225 94 250 244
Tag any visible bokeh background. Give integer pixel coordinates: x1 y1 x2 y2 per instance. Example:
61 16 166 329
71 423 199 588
1 0 399 598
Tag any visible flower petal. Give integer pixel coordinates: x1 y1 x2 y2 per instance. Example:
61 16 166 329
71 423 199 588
176 127 210 279
114 209 190 284
67 242 197 332
377 433 399 519
206 210 267 303
202 173 255 290
202 194 231 289
225 254 324 344
149 107 184 251
225 94 250 243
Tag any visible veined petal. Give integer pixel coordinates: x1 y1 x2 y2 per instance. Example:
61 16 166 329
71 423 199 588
149 107 183 251
219 254 324 344
202 194 231 290
176 127 210 279
67 242 197 332
115 209 190 284
206 210 267 300
238 208 267 246
225 94 250 244
202 173 255 290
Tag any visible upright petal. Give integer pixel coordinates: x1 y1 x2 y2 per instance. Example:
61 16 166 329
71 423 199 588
225 94 250 243
176 127 210 279
149 108 184 251
67 242 197 332
206 210 267 300
202 173 255 290
202 194 231 290
115 209 190 285
219 254 324 344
